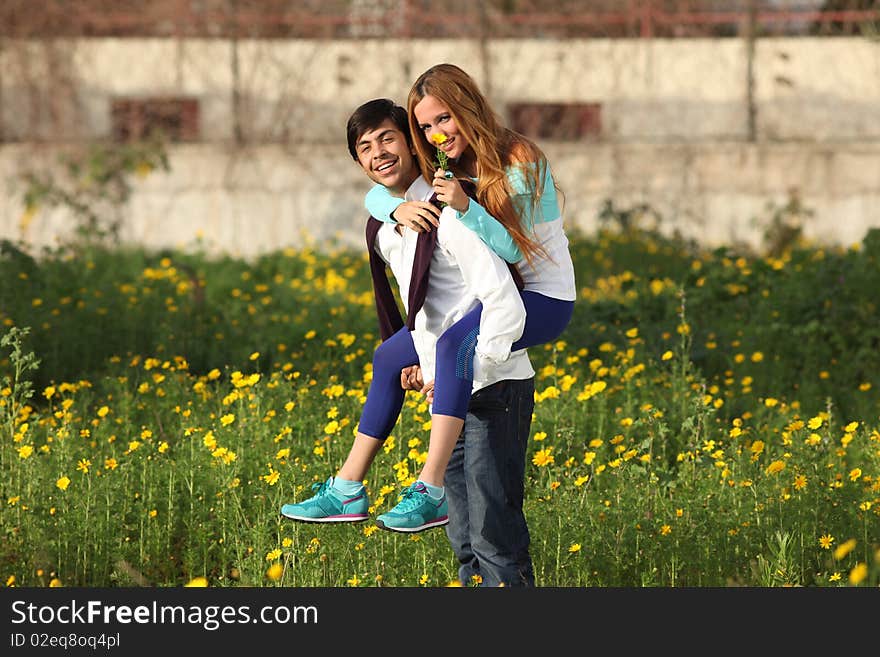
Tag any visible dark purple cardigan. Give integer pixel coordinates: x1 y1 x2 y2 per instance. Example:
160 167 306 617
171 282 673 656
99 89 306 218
366 181 523 342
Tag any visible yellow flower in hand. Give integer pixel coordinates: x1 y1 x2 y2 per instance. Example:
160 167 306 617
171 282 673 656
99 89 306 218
431 133 450 173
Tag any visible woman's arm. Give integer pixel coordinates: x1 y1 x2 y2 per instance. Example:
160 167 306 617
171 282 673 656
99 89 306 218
453 166 538 264
455 197 523 264
364 183 404 223
365 183 441 232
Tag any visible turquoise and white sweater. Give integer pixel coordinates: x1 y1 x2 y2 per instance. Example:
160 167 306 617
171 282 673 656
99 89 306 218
365 162 576 302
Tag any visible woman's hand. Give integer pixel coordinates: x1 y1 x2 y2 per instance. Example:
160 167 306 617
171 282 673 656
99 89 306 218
432 169 470 213
391 201 441 233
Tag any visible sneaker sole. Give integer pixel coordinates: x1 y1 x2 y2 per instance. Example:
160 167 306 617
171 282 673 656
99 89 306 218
280 511 369 523
375 515 449 533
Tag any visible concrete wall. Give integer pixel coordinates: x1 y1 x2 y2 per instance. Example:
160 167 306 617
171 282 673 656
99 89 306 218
3 140 877 257
1 36 879 256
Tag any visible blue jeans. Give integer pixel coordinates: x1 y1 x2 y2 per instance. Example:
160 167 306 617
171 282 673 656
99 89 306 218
444 377 536 587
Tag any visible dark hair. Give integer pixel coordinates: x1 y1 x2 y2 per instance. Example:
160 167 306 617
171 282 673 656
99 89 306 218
346 98 410 161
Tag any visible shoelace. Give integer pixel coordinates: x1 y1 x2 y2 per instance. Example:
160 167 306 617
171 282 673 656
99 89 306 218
310 479 331 498
393 484 429 513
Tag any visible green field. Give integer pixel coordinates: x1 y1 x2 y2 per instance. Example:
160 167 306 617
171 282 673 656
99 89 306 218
1 222 878 587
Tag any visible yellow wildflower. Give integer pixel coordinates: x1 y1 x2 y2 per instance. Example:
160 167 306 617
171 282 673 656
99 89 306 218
848 563 868 585
833 538 857 560
266 563 283 582
532 448 554 467
765 460 785 475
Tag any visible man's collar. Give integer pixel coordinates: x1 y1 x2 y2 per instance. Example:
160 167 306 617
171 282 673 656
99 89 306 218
405 176 432 202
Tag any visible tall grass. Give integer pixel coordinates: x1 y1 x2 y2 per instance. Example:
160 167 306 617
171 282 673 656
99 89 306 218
1 225 878 587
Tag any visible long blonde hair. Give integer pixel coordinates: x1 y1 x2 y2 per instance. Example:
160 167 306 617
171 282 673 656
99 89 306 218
407 63 552 267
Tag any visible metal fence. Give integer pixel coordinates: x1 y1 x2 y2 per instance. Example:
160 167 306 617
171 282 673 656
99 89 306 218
1 1 878 39
0 1 877 143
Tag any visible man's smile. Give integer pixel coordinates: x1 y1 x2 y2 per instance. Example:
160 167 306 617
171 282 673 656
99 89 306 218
374 157 398 175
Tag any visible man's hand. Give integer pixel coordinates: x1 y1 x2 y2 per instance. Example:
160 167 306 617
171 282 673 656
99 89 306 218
391 201 441 233
420 379 435 404
432 169 470 213
400 365 424 390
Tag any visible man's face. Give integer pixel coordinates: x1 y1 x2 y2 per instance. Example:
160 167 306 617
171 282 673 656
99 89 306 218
354 119 418 194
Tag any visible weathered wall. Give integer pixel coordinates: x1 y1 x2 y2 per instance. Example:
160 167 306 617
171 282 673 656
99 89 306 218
1 36 878 255
3 140 877 257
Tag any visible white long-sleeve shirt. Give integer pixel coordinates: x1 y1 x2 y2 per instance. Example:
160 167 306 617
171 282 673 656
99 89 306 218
374 176 534 390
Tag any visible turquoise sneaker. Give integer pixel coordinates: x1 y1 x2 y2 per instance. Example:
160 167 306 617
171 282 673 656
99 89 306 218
375 482 448 533
280 477 370 523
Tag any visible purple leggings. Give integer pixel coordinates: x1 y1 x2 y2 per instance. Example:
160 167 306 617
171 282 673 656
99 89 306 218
357 291 574 439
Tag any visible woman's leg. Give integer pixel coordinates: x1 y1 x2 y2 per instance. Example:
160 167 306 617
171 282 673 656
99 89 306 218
510 291 575 352
337 327 419 481
375 310 483 530
415 306 481 486
419 292 574 486
376 294 574 531
280 327 419 522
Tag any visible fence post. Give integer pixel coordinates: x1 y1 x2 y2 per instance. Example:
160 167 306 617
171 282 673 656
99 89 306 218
745 0 757 142
0 37 4 142
401 0 410 39
478 1 491 98
641 0 653 39
229 0 243 146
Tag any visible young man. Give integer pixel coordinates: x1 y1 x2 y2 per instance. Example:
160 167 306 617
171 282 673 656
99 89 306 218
281 99 537 586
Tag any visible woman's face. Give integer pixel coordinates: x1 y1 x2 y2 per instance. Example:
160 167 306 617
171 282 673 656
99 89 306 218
413 94 471 163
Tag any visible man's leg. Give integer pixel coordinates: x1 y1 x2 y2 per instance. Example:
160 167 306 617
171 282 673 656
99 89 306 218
443 426 478 585
460 377 536 587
